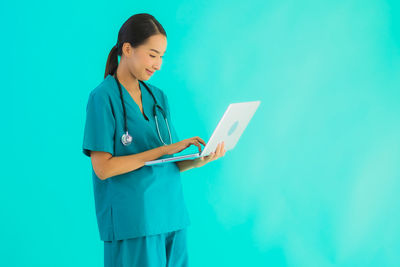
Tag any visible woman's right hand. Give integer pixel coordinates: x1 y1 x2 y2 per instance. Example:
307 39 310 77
165 136 206 155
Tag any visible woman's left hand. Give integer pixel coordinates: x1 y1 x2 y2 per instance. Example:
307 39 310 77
194 141 226 168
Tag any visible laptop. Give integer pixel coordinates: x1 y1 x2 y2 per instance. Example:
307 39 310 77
144 100 261 166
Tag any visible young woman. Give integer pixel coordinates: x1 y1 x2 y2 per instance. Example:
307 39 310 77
82 13 225 267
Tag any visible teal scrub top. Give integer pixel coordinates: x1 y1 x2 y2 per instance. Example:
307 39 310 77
82 74 190 241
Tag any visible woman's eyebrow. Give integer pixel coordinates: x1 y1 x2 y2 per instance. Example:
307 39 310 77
150 49 166 54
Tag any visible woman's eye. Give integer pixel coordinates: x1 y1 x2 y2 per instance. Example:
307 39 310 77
150 55 164 58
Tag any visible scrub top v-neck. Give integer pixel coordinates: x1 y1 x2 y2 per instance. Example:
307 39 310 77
82 74 190 241
121 78 149 121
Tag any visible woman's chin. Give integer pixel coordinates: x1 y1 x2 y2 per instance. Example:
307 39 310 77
143 74 153 80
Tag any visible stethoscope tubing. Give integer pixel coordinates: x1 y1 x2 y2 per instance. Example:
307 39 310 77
113 74 172 146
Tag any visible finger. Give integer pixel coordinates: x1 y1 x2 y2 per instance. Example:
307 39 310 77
205 152 215 161
194 141 202 154
216 142 224 158
197 137 206 147
215 148 221 159
216 143 222 156
188 140 199 151
215 143 221 153
213 145 219 159
220 142 225 156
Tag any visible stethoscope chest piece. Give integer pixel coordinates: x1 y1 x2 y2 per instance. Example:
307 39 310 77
121 131 133 146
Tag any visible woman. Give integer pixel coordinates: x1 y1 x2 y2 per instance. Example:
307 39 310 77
82 13 226 267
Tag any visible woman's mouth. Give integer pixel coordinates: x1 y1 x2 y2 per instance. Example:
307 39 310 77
146 69 154 75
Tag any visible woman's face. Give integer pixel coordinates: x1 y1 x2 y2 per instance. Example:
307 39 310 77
121 34 167 81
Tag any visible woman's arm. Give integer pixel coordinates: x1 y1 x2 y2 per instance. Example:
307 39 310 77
90 136 206 180
175 159 199 172
91 146 167 180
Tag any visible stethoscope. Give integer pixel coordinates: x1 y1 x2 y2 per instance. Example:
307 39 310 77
113 74 172 146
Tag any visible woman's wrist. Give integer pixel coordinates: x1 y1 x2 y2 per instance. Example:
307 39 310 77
162 144 170 155
193 158 205 168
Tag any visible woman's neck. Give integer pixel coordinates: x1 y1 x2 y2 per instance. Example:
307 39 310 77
114 66 140 94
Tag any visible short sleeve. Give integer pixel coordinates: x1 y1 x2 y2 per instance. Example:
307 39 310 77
82 91 115 157
163 93 180 143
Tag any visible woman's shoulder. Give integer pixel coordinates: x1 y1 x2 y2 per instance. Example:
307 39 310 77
143 81 169 107
88 75 116 100
143 81 165 98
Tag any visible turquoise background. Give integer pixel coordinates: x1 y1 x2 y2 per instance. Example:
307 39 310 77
1 0 399 266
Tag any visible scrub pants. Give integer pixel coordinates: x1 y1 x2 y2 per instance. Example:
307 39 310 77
104 228 189 267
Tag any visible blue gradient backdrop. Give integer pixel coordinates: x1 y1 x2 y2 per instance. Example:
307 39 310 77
1 0 399 266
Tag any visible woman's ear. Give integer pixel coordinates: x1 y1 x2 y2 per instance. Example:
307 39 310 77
122 43 135 58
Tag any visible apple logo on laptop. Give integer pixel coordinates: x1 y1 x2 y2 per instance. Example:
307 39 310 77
228 121 239 136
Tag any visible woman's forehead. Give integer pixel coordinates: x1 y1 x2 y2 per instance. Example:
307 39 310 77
143 35 167 52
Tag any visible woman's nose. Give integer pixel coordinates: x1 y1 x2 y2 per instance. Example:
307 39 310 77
153 65 161 71
154 58 163 70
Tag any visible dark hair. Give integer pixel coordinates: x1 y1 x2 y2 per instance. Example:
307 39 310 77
104 13 167 79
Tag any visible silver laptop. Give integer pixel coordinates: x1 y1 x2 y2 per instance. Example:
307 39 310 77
145 101 261 166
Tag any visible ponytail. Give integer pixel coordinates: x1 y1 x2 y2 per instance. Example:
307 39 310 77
104 45 119 79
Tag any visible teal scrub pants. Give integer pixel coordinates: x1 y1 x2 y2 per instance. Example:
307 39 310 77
104 228 189 267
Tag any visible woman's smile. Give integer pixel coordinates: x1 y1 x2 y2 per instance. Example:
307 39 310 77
146 69 154 76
